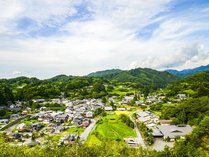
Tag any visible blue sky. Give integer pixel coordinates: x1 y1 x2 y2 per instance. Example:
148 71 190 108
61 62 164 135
0 0 209 78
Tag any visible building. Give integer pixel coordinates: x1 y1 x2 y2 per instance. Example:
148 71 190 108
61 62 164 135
17 123 26 131
124 138 138 147
117 107 126 111
177 94 187 99
104 106 113 111
137 111 159 126
86 111 93 118
160 120 172 126
157 125 193 141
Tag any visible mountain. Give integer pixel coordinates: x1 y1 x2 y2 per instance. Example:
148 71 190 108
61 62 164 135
166 64 209 77
89 67 179 89
88 69 122 77
166 70 209 97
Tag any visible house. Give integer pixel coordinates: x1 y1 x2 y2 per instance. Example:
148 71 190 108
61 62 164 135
54 124 64 133
80 119 90 127
117 107 126 111
86 111 93 118
148 126 163 137
10 114 20 121
72 116 83 125
55 114 69 123
0 119 9 124
135 100 145 106
29 123 43 131
157 125 193 141
40 107 47 111
137 111 159 126
12 133 22 139
124 138 138 147
60 134 78 145
177 94 187 99
32 99 45 103
17 123 26 132
104 106 113 111
137 111 150 118
160 120 172 126
21 110 28 115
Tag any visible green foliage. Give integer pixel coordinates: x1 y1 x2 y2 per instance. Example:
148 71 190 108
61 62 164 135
45 103 66 111
166 71 209 97
94 108 106 116
161 96 209 125
0 110 6 117
120 114 134 128
137 122 154 145
89 68 179 91
0 83 14 105
0 136 167 157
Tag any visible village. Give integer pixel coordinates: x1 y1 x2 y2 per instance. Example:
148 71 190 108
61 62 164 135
0 93 192 150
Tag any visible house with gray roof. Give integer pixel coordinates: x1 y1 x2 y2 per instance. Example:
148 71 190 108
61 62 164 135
157 125 193 141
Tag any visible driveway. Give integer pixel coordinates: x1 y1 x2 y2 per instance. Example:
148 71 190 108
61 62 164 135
129 115 146 148
80 119 97 142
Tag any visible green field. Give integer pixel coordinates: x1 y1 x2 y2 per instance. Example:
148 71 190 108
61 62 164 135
109 86 138 96
86 114 136 146
66 127 84 135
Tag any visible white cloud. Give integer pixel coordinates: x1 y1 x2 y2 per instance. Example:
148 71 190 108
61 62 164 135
0 0 209 78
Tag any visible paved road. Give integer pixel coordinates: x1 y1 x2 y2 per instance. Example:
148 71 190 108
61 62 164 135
150 138 174 151
129 115 146 148
80 119 97 142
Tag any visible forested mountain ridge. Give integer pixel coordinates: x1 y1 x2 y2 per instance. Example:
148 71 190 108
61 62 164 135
88 69 122 77
166 64 209 77
89 67 179 89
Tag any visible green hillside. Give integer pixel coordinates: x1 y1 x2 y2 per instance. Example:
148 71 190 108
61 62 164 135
166 71 209 97
89 68 179 89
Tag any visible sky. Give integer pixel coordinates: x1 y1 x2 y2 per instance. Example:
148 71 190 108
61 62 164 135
0 0 209 79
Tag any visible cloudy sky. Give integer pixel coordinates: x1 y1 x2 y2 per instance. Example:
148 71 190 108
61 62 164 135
1 0 209 78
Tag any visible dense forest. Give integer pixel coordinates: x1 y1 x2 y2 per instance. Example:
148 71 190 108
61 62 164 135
89 68 179 89
0 68 179 106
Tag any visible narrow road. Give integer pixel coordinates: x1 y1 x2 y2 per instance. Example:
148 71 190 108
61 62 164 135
80 119 97 142
129 115 146 148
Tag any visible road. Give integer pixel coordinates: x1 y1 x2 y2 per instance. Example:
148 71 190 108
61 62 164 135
80 119 97 142
129 115 146 148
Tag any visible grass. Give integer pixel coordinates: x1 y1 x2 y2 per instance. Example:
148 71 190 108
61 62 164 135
66 127 84 135
86 134 102 146
114 111 131 116
109 86 138 96
86 114 136 146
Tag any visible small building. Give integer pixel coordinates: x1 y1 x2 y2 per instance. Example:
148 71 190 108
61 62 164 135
160 120 172 126
60 134 78 145
104 106 113 111
54 125 64 133
29 123 43 131
17 123 26 132
177 94 187 99
117 107 126 111
148 126 163 137
10 114 20 120
124 138 138 147
86 111 93 118
157 125 193 141
0 119 9 124
55 114 69 123
12 133 22 139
